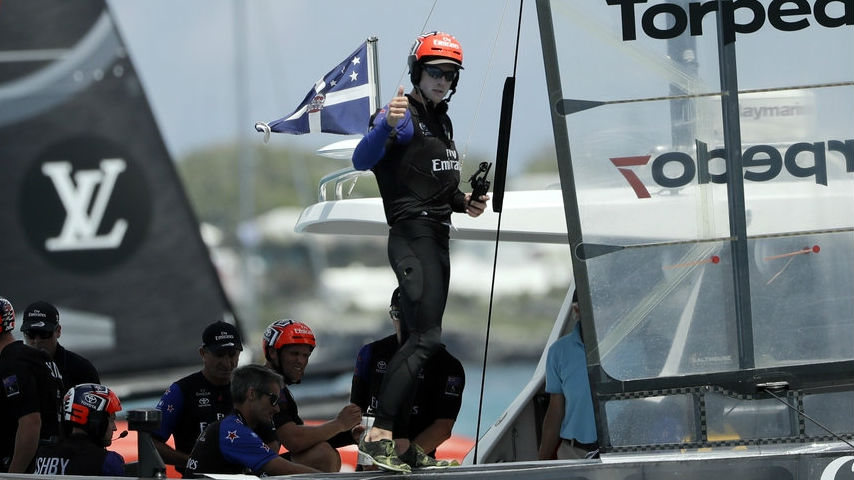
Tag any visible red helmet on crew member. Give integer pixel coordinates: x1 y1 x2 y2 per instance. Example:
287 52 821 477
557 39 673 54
409 31 463 68
262 319 316 351
0 297 14 334
63 383 122 447
408 31 464 100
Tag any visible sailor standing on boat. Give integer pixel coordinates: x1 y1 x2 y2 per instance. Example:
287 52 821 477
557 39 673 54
352 30 488 472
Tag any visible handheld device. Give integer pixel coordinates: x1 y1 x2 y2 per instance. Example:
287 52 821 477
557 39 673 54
468 161 492 205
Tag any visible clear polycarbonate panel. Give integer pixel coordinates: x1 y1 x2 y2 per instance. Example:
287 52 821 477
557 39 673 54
552 1 732 247
750 231 854 367
587 241 738 380
705 392 792 440
731 3 854 370
549 1 724 103
803 391 854 437
549 1 737 379
733 1 853 91
605 395 696 446
565 102 735 247
548 0 854 377
694 2 854 237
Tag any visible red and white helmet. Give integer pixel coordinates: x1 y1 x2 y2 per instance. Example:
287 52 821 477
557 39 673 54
410 31 463 67
263 319 316 351
0 297 14 334
63 383 122 446
408 31 464 87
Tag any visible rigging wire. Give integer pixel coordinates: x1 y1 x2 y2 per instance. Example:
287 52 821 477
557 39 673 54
559 80 854 111
460 1 512 160
761 386 854 450
473 0 525 465
392 0 440 94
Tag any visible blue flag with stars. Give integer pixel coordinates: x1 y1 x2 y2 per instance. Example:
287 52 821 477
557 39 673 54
267 42 372 135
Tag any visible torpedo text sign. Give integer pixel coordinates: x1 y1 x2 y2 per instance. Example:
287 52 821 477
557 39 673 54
607 0 853 43
611 138 854 198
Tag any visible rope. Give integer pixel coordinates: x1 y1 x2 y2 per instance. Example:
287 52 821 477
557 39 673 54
392 0 440 93
762 387 854 450
461 1 512 160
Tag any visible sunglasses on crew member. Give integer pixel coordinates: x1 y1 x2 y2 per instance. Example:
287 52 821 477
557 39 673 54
257 389 280 407
24 329 55 340
423 64 458 82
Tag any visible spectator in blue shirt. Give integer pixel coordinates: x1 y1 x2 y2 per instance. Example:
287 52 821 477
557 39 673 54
538 291 599 460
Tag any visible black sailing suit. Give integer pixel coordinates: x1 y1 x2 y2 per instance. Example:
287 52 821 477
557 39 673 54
352 95 467 432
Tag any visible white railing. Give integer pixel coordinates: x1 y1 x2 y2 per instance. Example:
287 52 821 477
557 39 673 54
317 167 370 202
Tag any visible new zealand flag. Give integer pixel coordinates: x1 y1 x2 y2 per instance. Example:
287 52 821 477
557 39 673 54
265 42 372 135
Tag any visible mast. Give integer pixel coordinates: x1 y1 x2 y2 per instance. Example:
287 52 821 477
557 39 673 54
234 3 259 329
366 36 382 114
714 0 754 369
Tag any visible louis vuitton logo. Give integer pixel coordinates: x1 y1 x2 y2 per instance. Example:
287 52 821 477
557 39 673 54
41 159 128 251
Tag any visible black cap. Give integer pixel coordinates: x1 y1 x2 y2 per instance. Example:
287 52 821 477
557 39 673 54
21 301 59 333
201 321 243 353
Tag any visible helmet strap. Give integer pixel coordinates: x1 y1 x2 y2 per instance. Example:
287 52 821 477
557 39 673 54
268 347 300 385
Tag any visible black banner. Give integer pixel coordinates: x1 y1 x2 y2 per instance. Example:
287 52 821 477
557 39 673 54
0 0 238 377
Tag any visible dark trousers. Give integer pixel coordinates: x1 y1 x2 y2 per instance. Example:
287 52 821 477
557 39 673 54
374 218 450 431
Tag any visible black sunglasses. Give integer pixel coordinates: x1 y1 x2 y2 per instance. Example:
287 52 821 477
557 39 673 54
257 389 280 407
423 64 458 82
24 330 55 340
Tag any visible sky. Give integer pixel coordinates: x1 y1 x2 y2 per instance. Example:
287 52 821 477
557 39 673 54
106 0 554 173
105 0 851 171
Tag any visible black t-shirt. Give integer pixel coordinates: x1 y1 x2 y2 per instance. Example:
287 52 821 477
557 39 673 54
272 385 302 429
0 341 63 472
33 433 124 476
271 384 353 448
371 97 465 225
53 343 100 392
152 371 233 457
351 335 465 449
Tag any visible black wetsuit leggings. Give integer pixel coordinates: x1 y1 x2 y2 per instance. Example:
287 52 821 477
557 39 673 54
374 218 450 432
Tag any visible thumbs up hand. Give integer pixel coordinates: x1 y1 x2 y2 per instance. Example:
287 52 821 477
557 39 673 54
386 85 408 128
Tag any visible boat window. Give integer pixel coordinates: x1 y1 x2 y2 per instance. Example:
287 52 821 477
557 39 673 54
802 391 854 436
705 392 791 440
545 1 853 379
541 0 853 451
605 395 695 447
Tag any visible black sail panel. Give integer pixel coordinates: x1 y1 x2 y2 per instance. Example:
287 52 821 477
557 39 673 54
0 0 238 377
